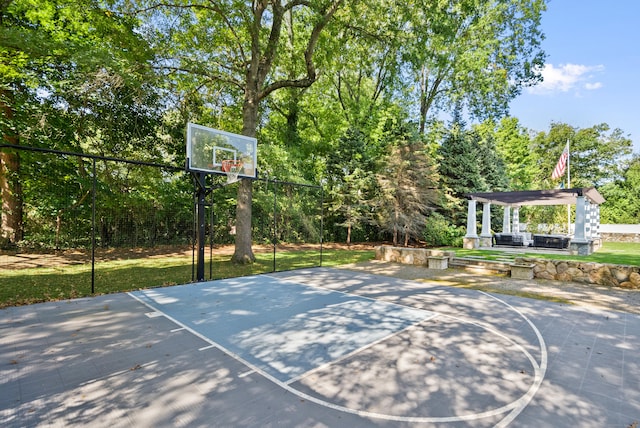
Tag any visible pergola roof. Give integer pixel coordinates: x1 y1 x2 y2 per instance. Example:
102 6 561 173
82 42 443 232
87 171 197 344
467 187 605 207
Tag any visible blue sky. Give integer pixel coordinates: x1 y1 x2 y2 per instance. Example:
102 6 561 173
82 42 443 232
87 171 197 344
509 0 640 154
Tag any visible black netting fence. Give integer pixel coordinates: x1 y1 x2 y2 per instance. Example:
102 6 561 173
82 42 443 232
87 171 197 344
0 145 323 305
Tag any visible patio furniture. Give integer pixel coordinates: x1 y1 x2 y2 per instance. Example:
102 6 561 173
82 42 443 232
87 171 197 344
493 233 524 247
532 234 570 249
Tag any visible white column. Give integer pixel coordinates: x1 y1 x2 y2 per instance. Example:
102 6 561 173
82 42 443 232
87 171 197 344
574 196 587 242
589 202 598 238
481 202 492 237
585 200 592 239
512 206 520 235
465 200 478 238
502 206 511 233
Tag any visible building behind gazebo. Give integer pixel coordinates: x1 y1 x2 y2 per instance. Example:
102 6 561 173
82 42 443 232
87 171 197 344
464 188 605 255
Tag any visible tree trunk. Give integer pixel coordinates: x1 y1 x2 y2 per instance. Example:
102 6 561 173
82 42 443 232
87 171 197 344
0 90 23 246
0 151 22 246
229 0 344 263
231 88 258 264
231 177 255 264
419 65 428 135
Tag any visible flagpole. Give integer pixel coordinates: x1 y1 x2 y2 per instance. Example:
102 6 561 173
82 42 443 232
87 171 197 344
566 139 571 235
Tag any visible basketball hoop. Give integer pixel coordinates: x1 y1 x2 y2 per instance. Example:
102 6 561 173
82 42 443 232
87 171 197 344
221 159 243 184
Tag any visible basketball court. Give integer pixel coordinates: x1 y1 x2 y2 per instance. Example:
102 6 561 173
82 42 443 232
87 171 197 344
2 267 638 427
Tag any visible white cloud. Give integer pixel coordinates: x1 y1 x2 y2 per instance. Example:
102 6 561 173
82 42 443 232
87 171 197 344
527 63 604 95
584 82 603 90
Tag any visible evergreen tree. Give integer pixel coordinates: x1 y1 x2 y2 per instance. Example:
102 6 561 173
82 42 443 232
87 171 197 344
325 128 376 244
473 129 509 192
437 111 483 226
375 122 439 246
471 126 509 231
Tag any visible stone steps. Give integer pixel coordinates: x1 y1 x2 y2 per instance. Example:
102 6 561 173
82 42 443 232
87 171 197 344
449 257 512 275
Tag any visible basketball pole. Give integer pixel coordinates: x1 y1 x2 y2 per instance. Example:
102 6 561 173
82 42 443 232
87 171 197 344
195 171 207 282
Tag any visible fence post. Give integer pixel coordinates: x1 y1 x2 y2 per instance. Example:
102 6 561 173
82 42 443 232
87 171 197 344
91 158 96 294
272 180 277 272
320 186 324 266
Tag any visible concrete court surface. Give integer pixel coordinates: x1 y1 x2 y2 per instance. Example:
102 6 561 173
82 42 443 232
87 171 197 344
1 267 639 427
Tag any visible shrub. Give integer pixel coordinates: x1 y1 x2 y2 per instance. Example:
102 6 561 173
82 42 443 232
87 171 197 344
423 212 465 247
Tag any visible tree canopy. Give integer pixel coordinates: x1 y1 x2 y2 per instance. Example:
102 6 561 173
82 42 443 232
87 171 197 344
2 0 638 252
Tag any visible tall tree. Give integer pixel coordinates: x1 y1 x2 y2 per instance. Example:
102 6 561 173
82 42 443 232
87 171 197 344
493 117 537 190
397 0 546 133
471 122 509 192
325 128 375 244
532 122 632 188
599 155 640 224
1 0 154 245
0 88 21 246
375 122 439 246
437 111 483 226
135 0 345 263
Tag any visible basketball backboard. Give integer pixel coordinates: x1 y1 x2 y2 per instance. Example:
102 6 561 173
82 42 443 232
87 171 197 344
186 123 257 178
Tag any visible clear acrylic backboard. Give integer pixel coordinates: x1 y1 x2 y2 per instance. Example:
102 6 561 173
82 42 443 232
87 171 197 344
186 122 257 179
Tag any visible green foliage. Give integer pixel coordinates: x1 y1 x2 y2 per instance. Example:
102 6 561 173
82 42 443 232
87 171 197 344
374 121 439 246
1 0 158 145
17 150 193 250
324 127 377 244
531 122 633 188
437 113 484 226
423 212 465 247
600 155 640 223
397 0 546 131
523 205 571 235
492 117 538 190
3 0 639 257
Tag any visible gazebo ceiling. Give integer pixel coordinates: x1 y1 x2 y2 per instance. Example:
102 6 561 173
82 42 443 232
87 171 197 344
467 187 605 207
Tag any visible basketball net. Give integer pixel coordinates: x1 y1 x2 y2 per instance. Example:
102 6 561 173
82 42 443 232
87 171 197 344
221 160 243 184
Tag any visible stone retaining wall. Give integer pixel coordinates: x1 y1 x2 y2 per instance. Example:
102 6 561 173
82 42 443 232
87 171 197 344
376 245 640 289
600 233 640 243
517 257 640 289
375 246 455 265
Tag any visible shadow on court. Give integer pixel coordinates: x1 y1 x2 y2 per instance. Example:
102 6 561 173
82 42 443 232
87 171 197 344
1 267 638 427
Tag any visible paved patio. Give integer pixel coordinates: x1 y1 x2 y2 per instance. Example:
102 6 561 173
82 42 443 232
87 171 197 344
1 267 638 427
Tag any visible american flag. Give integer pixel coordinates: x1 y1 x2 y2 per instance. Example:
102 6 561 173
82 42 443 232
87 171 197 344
551 142 569 180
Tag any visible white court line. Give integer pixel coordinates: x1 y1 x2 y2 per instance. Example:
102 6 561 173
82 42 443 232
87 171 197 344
263 273 435 315
145 311 163 318
285 312 437 385
128 291 296 385
127 277 547 425
238 370 255 378
480 291 548 428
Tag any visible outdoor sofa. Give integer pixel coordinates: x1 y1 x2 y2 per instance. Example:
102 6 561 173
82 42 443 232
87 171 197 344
532 234 571 249
493 233 524 247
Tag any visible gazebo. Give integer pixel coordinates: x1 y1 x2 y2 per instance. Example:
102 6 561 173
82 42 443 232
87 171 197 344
464 187 606 255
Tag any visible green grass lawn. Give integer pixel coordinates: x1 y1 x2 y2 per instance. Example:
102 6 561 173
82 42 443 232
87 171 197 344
0 248 375 308
2 241 638 308
450 241 640 266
